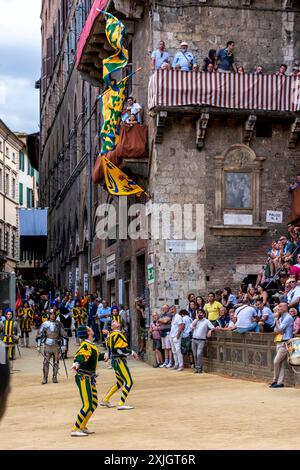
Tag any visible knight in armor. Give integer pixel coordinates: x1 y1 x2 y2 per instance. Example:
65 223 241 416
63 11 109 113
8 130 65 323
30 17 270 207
36 309 67 384
17 301 34 348
0 309 20 361
72 299 87 345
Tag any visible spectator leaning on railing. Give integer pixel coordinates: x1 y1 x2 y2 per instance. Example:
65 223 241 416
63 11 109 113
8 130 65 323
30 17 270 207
172 42 195 71
217 40 236 72
234 295 260 333
151 40 170 71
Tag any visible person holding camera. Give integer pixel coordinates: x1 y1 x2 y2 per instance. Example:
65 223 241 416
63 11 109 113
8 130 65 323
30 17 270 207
191 310 215 374
270 303 294 388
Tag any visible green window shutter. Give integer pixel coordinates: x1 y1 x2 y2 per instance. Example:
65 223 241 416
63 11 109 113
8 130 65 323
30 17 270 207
27 187 30 208
31 166 34 177
19 183 23 205
27 161 31 175
19 152 24 171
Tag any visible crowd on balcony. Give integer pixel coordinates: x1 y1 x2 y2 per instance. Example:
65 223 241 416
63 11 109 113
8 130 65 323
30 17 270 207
151 40 300 76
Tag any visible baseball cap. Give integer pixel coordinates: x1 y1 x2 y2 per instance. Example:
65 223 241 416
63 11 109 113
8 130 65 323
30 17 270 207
180 41 188 46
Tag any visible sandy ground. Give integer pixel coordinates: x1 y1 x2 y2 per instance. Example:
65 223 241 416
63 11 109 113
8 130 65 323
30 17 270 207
1 335 300 450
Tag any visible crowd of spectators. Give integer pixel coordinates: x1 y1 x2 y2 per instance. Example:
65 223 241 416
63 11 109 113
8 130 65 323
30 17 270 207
148 223 300 374
151 40 300 76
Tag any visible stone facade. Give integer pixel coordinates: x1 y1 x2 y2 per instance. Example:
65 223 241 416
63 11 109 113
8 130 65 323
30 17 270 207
42 1 300 349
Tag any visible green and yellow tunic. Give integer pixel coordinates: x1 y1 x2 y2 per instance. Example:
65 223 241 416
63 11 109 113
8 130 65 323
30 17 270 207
72 307 87 329
106 330 131 358
18 307 34 332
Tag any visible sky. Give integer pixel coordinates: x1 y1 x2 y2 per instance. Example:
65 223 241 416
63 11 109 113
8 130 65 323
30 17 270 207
0 0 41 134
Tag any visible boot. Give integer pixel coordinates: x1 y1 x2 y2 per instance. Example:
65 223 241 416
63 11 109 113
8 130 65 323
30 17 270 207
41 377 48 384
25 337 30 348
53 362 59 383
43 361 49 385
20 337 24 348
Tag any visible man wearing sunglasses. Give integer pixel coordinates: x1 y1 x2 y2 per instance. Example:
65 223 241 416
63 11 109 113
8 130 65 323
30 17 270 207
151 41 170 71
286 278 300 313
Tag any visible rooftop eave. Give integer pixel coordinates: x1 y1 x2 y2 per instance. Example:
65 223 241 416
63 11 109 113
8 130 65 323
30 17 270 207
76 0 144 87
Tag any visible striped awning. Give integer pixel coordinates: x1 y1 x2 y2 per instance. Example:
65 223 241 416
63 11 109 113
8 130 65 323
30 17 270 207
148 70 300 112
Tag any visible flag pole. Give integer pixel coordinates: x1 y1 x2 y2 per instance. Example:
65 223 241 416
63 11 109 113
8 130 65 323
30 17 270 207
96 67 143 102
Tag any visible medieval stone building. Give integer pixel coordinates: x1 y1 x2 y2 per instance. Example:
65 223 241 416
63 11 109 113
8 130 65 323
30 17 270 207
41 0 300 347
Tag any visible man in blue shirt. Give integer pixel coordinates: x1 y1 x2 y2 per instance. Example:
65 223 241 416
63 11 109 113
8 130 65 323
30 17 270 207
217 41 236 72
151 41 170 71
87 295 100 343
255 299 275 332
270 303 294 388
97 300 112 337
172 42 195 72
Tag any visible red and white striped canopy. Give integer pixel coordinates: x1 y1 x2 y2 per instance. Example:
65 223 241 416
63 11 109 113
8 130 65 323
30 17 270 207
148 70 300 112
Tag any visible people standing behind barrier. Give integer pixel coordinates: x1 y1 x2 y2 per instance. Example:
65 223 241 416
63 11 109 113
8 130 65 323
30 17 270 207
151 40 170 71
217 41 236 72
289 307 300 335
188 300 197 320
172 42 195 72
234 295 260 333
121 97 143 124
158 304 173 368
215 306 229 328
202 49 217 71
149 311 163 368
97 299 111 344
270 303 294 388
255 298 275 332
276 64 287 76
203 292 222 326
169 306 185 371
286 278 300 312
191 310 215 374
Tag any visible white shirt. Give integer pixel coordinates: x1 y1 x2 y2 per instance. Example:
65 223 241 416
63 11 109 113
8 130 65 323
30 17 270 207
287 286 300 305
191 318 215 339
227 320 236 329
235 305 257 328
170 313 184 337
182 315 192 337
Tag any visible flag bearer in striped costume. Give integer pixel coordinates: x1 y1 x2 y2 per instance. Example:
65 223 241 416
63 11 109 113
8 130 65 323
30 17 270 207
0 309 19 361
71 325 107 437
17 301 34 348
100 320 138 410
72 300 87 345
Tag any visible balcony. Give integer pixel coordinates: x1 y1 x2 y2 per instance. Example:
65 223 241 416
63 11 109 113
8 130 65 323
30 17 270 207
76 0 144 86
149 70 300 113
148 70 300 148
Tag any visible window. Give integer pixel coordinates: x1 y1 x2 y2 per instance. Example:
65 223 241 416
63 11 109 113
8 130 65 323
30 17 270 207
0 168 2 192
19 151 25 171
6 147 9 158
12 234 16 258
0 141 2 152
5 231 9 255
5 174 9 195
12 177 16 200
0 228 2 249
12 152 16 163
19 183 23 205
27 188 33 208
28 161 31 175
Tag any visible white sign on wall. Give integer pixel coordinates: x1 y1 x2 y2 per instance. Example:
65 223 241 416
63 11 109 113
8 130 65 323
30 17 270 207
266 211 283 224
84 274 89 293
118 279 123 305
223 213 253 226
165 240 198 254
68 272 73 291
75 268 80 293
106 254 116 281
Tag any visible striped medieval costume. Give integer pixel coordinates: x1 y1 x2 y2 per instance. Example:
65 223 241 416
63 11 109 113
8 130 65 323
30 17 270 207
18 307 34 347
72 307 87 344
73 333 105 432
0 318 19 361
102 330 134 407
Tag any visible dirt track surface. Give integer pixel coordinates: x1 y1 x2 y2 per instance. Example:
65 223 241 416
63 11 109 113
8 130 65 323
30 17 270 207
1 335 300 450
